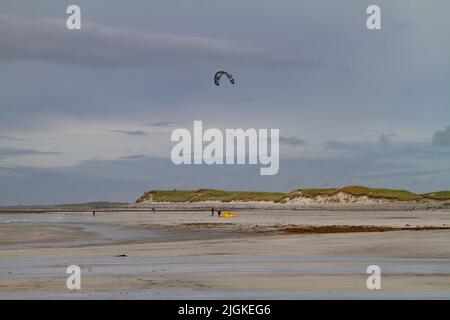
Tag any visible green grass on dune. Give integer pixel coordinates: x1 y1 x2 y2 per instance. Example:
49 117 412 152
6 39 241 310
340 186 419 201
135 186 450 203
190 189 286 202
136 189 285 203
285 186 419 201
421 191 450 201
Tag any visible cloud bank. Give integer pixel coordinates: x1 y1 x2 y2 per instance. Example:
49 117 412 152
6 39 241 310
0 14 272 68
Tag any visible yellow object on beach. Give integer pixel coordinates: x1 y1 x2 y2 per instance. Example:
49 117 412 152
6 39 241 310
220 211 239 218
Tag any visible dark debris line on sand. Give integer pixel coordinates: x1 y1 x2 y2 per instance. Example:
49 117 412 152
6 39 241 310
280 225 450 235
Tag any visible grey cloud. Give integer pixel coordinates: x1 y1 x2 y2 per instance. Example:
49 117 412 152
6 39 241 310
326 139 407 153
324 140 450 161
0 14 270 68
0 14 336 70
120 154 147 160
109 130 147 136
432 126 450 147
356 169 442 180
145 121 184 128
325 140 357 151
0 135 26 141
0 147 61 157
279 136 306 147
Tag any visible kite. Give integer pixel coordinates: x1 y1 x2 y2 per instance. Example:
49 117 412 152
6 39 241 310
214 71 235 86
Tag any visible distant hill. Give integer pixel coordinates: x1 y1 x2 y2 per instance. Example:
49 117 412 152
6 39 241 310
135 186 450 204
50 201 130 208
0 201 129 209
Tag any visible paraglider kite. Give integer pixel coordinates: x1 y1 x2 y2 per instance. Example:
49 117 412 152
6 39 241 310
214 71 235 86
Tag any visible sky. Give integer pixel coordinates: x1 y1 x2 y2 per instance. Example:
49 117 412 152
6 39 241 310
0 0 449 205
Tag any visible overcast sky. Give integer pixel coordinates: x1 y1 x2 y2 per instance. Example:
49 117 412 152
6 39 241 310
1 0 449 205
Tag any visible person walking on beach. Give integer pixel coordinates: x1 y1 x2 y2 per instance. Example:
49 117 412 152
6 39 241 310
217 210 222 217
211 208 215 216
92 211 96 217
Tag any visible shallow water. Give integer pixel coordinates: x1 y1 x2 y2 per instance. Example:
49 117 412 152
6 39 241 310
0 212 193 250
2 255 450 275
0 211 243 251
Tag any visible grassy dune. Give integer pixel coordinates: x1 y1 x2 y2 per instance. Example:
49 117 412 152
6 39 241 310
286 186 418 201
421 191 450 201
135 186 450 203
136 189 285 203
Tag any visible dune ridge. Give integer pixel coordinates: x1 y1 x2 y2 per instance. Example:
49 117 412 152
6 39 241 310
136 186 450 204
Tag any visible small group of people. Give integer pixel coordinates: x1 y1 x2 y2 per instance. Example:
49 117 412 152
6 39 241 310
211 208 222 217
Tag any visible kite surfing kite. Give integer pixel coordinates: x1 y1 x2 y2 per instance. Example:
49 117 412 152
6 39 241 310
214 71 235 86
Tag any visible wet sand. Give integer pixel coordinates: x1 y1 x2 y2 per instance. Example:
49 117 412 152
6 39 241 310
0 206 449 299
